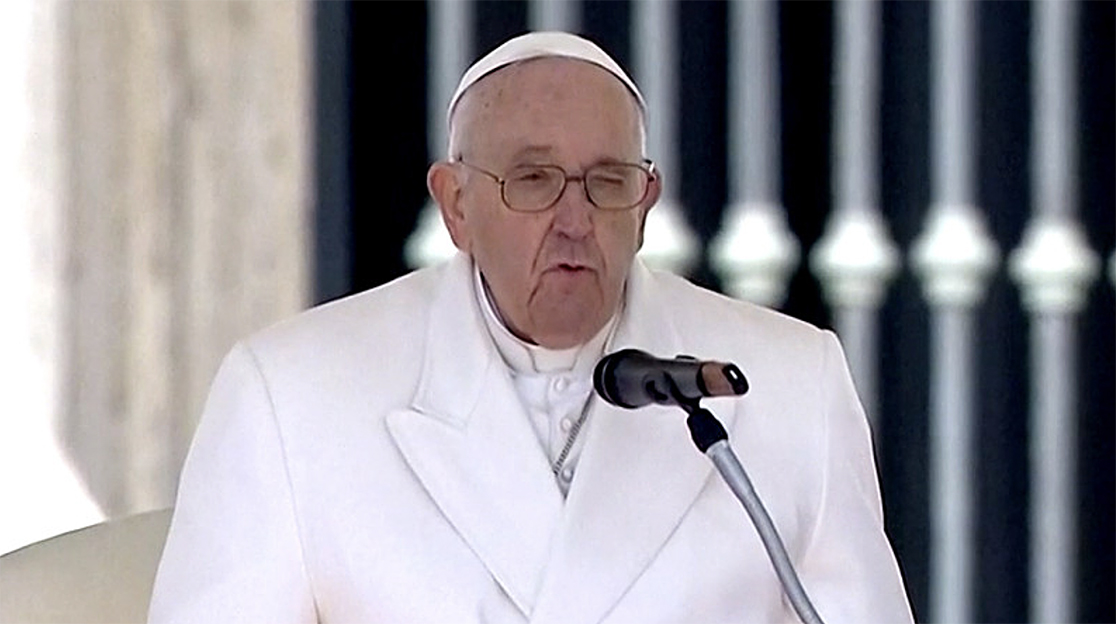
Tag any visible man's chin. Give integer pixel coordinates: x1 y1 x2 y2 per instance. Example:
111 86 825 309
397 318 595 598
527 305 608 349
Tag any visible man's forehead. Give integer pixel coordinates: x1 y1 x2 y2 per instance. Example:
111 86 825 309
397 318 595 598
447 31 645 128
453 61 645 161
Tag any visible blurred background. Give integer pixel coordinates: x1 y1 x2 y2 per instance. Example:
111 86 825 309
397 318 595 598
0 1 1111 622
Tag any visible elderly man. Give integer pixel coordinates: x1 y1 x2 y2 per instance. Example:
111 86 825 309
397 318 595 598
149 32 912 623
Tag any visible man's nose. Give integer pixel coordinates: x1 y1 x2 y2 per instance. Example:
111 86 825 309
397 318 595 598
550 177 594 237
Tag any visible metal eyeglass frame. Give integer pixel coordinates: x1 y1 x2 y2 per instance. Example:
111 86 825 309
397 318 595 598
452 158 657 213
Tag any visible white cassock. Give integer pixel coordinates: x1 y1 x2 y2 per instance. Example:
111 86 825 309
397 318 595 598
149 253 914 624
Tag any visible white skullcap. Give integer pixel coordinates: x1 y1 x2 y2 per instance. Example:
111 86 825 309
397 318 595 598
447 31 646 129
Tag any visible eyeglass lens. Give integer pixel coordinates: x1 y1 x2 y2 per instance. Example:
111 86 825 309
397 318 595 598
503 164 648 211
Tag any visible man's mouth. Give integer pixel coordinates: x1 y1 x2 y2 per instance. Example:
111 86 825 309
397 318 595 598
550 262 594 274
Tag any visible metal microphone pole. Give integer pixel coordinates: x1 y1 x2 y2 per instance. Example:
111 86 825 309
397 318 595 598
677 392 825 624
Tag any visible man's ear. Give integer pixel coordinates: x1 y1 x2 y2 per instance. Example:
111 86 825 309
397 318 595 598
427 161 470 253
635 169 662 250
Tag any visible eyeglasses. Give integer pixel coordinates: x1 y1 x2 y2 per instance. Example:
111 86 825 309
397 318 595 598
454 159 656 213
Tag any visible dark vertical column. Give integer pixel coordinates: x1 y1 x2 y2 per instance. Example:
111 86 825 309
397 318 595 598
974 2 1031 621
347 1 429 293
778 0 833 331
974 3 1032 622
474 0 528 58
313 2 354 304
879 1 931 619
1075 2 1115 621
678 0 728 292
582 0 631 71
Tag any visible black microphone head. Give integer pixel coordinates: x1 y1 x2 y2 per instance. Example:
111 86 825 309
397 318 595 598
595 349 750 410
593 348 651 408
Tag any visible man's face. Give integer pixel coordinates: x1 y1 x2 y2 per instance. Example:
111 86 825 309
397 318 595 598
430 58 659 349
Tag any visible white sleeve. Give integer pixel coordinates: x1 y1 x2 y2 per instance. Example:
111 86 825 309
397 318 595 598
794 331 914 624
148 343 317 623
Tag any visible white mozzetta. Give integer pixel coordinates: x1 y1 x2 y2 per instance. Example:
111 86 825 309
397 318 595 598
404 201 457 269
710 202 801 306
1008 217 1099 314
637 197 700 276
811 210 899 309
911 205 999 308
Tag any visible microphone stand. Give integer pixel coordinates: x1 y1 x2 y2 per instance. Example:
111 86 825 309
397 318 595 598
671 386 825 624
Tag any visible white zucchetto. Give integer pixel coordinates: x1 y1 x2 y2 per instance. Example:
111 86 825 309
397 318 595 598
446 31 646 128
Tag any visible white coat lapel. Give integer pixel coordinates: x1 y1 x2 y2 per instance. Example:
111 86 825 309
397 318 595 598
530 261 737 624
386 254 564 617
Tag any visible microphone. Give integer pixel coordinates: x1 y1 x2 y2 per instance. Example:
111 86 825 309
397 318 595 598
593 349 749 409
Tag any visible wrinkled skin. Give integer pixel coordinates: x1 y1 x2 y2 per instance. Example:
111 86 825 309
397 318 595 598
428 58 660 349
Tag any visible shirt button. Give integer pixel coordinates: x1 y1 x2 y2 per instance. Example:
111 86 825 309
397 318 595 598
560 417 574 432
560 466 575 482
553 377 569 392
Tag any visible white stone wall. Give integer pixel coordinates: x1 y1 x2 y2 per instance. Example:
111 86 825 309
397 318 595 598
1 0 312 548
